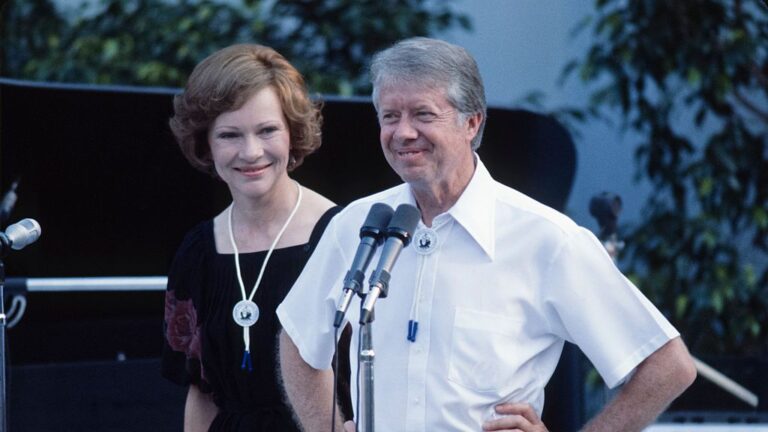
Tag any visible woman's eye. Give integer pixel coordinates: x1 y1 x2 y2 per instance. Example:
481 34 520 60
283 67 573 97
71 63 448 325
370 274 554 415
260 126 278 135
217 132 238 139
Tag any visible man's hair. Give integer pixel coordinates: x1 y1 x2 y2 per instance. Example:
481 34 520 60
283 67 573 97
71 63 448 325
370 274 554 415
369 37 487 150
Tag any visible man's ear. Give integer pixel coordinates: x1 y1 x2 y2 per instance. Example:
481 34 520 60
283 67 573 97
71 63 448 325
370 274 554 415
465 112 483 142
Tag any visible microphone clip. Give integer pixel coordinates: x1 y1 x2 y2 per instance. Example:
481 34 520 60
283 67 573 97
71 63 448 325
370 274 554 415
368 268 391 299
334 268 373 328
344 269 366 299
359 269 391 325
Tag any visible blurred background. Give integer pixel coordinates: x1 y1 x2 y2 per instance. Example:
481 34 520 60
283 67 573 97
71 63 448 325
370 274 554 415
0 0 766 430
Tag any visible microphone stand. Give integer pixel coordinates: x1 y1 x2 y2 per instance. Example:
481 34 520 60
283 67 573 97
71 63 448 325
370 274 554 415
358 305 375 432
0 218 42 432
358 270 391 432
0 182 19 432
353 203 419 431
0 257 8 432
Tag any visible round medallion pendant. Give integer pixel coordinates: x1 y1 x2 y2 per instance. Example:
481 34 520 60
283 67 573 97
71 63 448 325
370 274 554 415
413 228 439 255
232 299 260 327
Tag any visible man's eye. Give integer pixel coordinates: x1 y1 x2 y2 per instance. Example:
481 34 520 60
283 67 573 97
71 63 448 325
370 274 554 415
417 111 436 119
380 113 398 123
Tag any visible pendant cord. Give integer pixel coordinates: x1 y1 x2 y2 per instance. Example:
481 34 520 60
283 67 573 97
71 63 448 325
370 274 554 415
407 219 455 342
227 181 303 359
228 181 303 302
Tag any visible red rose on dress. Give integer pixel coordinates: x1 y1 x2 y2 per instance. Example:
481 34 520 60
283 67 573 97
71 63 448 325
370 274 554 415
165 291 201 359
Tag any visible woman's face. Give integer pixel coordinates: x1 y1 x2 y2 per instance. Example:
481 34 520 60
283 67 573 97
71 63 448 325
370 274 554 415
208 86 292 202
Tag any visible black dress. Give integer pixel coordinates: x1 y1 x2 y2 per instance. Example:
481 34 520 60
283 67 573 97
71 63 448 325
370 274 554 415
162 207 349 431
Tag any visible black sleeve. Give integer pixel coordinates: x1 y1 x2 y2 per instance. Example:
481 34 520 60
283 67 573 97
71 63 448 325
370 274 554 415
161 222 210 388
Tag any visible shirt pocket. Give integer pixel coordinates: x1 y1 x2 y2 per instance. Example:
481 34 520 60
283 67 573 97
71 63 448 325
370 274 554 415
447 307 525 393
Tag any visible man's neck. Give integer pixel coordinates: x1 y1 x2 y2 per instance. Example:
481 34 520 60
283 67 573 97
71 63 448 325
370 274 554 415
411 173 474 227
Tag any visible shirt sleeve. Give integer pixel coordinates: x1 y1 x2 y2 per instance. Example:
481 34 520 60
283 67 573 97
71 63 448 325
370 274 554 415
542 226 679 388
161 223 208 388
277 215 349 370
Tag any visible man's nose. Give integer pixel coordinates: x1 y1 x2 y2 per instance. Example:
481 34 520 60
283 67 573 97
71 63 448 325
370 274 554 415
393 118 418 141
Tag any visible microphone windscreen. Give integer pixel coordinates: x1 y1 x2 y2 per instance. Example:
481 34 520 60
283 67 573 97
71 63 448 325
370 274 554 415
388 204 421 240
7 218 42 250
363 203 395 231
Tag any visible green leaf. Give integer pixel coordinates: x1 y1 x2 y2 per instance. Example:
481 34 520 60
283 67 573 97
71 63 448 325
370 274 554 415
711 290 724 314
686 68 701 86
697 176 714 197
753 207 768 230
675 295 689 319
750 319 760 337
102 39 120 62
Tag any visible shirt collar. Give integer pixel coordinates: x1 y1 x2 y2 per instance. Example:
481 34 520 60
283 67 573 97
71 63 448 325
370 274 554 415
395 154 497 260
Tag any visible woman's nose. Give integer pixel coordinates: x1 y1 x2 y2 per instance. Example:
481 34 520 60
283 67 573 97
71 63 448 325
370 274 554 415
240 135 264 160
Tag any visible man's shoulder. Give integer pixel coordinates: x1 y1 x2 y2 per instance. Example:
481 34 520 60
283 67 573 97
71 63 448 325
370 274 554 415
337 184 407 220
492 181 579 235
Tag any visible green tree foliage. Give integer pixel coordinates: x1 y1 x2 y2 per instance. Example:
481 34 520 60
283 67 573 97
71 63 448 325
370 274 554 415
565 0 767 355
0 0 471 94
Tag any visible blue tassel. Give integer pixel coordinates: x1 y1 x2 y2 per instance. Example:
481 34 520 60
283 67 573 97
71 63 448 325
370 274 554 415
241 350 253 372
407 320 419 342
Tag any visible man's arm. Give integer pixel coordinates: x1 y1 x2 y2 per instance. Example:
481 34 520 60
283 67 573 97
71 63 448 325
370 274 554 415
278 329 349 431
484 337 696 432
582 336 696 431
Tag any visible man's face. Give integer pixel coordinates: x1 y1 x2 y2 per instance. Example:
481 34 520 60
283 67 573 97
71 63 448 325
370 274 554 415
377 84 480 192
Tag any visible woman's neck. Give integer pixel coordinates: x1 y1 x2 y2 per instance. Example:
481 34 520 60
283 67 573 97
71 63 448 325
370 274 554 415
229 178 300 250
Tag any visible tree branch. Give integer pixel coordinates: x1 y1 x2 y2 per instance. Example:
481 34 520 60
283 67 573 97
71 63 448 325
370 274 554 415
752 62 768 91
733 89 768 124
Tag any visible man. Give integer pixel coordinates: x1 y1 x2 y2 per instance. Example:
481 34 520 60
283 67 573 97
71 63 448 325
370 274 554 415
278 37 696 431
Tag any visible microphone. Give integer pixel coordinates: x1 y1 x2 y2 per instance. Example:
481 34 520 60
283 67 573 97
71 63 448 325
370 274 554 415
333 203 394 328
0 218 42 256
360 204 421 324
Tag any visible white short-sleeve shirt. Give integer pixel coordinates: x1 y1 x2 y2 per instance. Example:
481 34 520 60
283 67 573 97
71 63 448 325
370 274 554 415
277 158 678 431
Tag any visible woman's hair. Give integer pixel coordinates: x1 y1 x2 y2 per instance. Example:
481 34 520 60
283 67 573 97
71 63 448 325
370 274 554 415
370 37 487 150
170 44 322 176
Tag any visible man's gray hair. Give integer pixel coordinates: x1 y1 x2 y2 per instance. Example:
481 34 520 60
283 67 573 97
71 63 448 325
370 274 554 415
370 37 487 150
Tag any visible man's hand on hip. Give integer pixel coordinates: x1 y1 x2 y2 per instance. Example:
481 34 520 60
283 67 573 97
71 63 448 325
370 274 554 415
482 402 549 432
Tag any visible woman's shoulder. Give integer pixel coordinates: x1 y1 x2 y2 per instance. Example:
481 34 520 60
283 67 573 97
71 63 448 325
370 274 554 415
296 187 335 226
293 186 339 245
300 186 336 214
173 219 214 262
167 219 214 297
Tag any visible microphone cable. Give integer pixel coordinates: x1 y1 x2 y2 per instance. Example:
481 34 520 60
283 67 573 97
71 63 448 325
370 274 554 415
331 325 340 432
355 327 362 432
6 295 27 328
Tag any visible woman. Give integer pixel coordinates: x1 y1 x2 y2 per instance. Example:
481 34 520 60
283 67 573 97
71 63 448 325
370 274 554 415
162 44 345 431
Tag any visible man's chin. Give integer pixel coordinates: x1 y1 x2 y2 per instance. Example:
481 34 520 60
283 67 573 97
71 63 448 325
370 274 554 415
398 170 433 187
